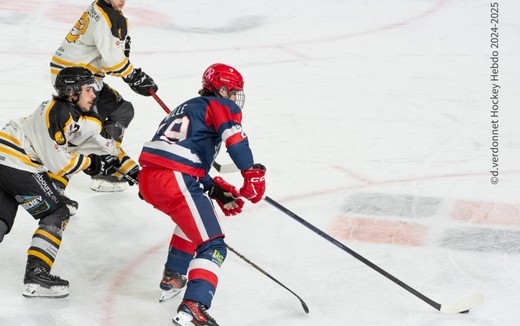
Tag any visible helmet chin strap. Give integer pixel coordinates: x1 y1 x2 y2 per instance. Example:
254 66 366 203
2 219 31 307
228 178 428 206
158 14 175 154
67 93 80 106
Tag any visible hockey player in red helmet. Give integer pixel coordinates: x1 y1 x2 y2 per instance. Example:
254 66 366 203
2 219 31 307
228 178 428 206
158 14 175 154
138 63 266 326
200 63 246 109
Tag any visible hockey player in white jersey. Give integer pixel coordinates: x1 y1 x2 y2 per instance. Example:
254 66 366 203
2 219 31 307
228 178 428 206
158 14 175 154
49 0 157 199
0 67 139 298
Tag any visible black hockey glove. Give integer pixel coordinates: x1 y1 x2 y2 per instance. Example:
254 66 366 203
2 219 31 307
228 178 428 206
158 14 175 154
124 36 131 58
83 154 119 176
123 68 158 96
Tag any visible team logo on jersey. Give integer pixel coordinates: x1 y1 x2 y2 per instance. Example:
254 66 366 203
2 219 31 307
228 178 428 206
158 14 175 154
54 130 66 145
211 249 225 267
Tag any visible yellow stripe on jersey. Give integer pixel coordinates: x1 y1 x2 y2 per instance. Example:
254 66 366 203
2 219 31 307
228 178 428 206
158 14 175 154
0 131 22 146
47 172 69 188
50 56 101 76
103 59 128 73
84 115 103 130
44 100 57 130
0 146 41 168
56 152 86 176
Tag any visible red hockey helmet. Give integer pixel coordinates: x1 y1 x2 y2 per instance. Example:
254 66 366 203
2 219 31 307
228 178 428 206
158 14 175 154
202 63 244 92
202 63 245 109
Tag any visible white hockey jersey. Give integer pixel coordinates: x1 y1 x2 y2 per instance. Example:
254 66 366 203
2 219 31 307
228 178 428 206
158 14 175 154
50 0 133 84
0 99 119 176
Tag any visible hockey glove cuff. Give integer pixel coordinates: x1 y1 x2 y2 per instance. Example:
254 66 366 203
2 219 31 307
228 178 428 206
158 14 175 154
113 155 139 185
209 177 244 216
240 163 266 204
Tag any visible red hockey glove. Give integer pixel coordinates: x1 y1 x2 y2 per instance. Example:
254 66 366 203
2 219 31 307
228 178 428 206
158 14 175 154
208 177 244 216
239 163 266 204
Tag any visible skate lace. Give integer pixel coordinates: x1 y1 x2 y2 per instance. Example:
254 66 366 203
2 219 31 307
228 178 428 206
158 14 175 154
35 266 62 281
198 304 217 324
47 273 62 281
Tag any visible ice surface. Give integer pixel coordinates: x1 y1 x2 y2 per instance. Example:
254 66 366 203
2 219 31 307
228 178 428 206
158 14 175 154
1 0 519 325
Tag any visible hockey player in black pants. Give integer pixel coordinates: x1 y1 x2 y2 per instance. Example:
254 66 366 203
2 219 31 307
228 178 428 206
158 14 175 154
49 0 157 204
0 67 138 297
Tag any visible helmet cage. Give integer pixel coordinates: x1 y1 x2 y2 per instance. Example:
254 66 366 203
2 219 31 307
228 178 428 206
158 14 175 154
217 86 245 109
234 90 245 110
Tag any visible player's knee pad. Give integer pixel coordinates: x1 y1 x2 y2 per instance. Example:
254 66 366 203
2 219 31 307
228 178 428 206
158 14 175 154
38 205 70 233
197 237 227 267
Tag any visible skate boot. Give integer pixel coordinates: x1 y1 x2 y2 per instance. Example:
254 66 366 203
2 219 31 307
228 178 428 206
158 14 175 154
172 300 219 326
23 259 69 298
159 268 187 302
90 174 128 192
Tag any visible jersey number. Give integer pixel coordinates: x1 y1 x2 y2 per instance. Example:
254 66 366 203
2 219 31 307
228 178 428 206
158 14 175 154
160 116 190 142
66 12 90 43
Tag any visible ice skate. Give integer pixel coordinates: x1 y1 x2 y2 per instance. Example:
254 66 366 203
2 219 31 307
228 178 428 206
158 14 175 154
23 260 69 298
159 268 187 302
90 175 128 192
172 300 219 326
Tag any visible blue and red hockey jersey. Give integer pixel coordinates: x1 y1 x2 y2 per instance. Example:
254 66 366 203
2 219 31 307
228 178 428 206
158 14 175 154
139 96 254 180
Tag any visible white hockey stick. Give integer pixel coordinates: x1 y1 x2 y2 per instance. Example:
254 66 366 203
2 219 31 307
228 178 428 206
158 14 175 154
212 161 239 173
439 293 485 314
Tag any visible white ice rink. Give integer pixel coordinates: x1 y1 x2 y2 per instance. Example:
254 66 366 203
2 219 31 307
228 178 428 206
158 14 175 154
1 0 520 325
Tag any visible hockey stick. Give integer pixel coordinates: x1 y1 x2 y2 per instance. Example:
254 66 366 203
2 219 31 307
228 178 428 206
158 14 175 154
149 88 171 115
148 89 238 174
263 196 485 314
226 244 309 314
212 161 239 173
115 167 138 185
113 168 308 312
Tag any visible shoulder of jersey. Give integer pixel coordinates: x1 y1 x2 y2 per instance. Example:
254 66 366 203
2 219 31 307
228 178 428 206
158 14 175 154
95 0 128 39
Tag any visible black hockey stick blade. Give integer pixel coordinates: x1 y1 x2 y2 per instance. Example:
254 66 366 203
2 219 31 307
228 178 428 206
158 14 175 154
227 244 309 313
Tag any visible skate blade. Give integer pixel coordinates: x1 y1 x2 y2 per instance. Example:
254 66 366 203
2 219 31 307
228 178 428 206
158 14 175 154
90 179 128 192
23 283 69 299
159 288 182 303
172 311 194 325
